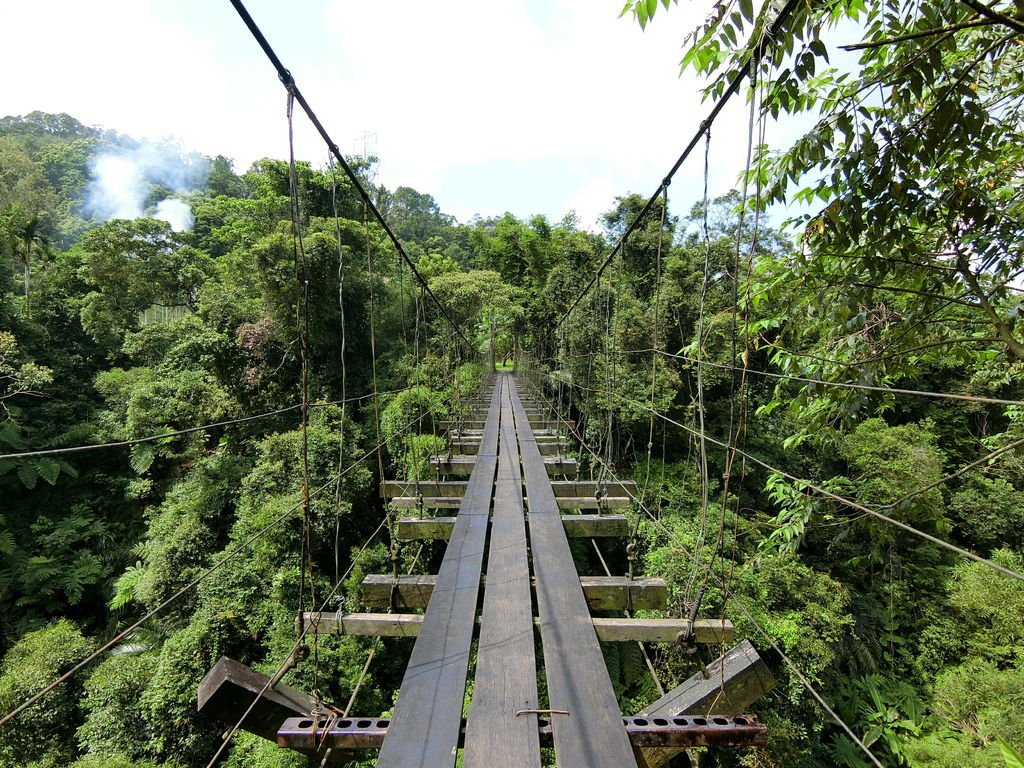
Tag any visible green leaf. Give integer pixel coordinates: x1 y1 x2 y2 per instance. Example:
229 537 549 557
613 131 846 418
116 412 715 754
130 443 156 474
37 457 61 485
999 738 1024 768
740 0 753 23
17 462 38 489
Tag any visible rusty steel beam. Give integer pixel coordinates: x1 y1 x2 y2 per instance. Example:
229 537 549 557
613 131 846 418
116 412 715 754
276 714 765 752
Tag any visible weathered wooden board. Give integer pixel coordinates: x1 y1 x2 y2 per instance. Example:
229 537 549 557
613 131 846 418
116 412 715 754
375 381 500 768
635 639 775 768
440 420 572 432
197 657 355 762
512 379 638 767
431 454 578 478
395 513 629 541
560 514 630 538
388 495 629 510
300 613 728 644
382 480 634 500
464 378 541 767
445 437 565 456
360 574 668 611
591 618 733 644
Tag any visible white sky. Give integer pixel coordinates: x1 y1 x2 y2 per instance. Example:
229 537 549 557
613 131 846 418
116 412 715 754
1 0 813 228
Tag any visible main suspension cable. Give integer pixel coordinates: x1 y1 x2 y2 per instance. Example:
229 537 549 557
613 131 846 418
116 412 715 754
227 0 470 348
545 0 805 342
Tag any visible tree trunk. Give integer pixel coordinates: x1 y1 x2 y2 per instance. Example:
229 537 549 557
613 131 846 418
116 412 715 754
22 241 30 315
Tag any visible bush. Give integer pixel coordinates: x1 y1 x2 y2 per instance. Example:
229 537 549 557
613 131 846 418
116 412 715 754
0 619 96 766
77 652 159 761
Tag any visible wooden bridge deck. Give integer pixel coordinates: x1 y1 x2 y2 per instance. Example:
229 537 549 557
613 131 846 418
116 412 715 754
379 372 635 765
200 372 765 766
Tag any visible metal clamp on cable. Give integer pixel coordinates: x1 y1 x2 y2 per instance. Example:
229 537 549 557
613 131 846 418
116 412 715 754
675 586 710 679
595 480 608 515
390 540 401 582
269 641 310 688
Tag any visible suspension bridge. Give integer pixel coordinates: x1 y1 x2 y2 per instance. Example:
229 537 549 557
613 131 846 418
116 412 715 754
4 2 1023 767
198 371 773 766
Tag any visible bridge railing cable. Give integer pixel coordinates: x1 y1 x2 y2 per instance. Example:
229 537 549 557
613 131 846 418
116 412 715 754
227 0 471 350
528 381 885 768
554 347 1024 408
0 413 423 730
564 379 1024 583
0 391 405 462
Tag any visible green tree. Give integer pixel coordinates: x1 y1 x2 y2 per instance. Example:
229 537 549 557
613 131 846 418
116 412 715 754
0 620 96 766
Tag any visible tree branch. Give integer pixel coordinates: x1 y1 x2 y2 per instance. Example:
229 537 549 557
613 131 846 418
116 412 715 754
953 247 1024 361
840 17 992 51
959 0 1024 33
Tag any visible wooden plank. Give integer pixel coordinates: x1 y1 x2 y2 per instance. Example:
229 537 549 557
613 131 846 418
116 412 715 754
381 479 636 496
450 430 564 444
561 514 629 538
511 378 638 767
304 612 422 637
550 480 636 498
431 454 577 478
388 496 463 509
450 434 566 447
446 437 566 456
441 420 572 432
591 618 733 644
381 480 467 498
301 615 725 644
197 657 355 762
375 382 501 768
636 640 775 768
396 513 628 541
553 495 631 510
361 574 668 611
464 376 541 767
396 517 457 540
389 495 629 510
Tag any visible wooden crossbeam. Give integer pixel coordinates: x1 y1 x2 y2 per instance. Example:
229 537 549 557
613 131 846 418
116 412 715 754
448 434 565 444
394 513 629 541
443 438 566 456
381 480 636 499
298 612 731 644
388 495 630 510
430 454 578 478
440 420 572 432
360 574 669 611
